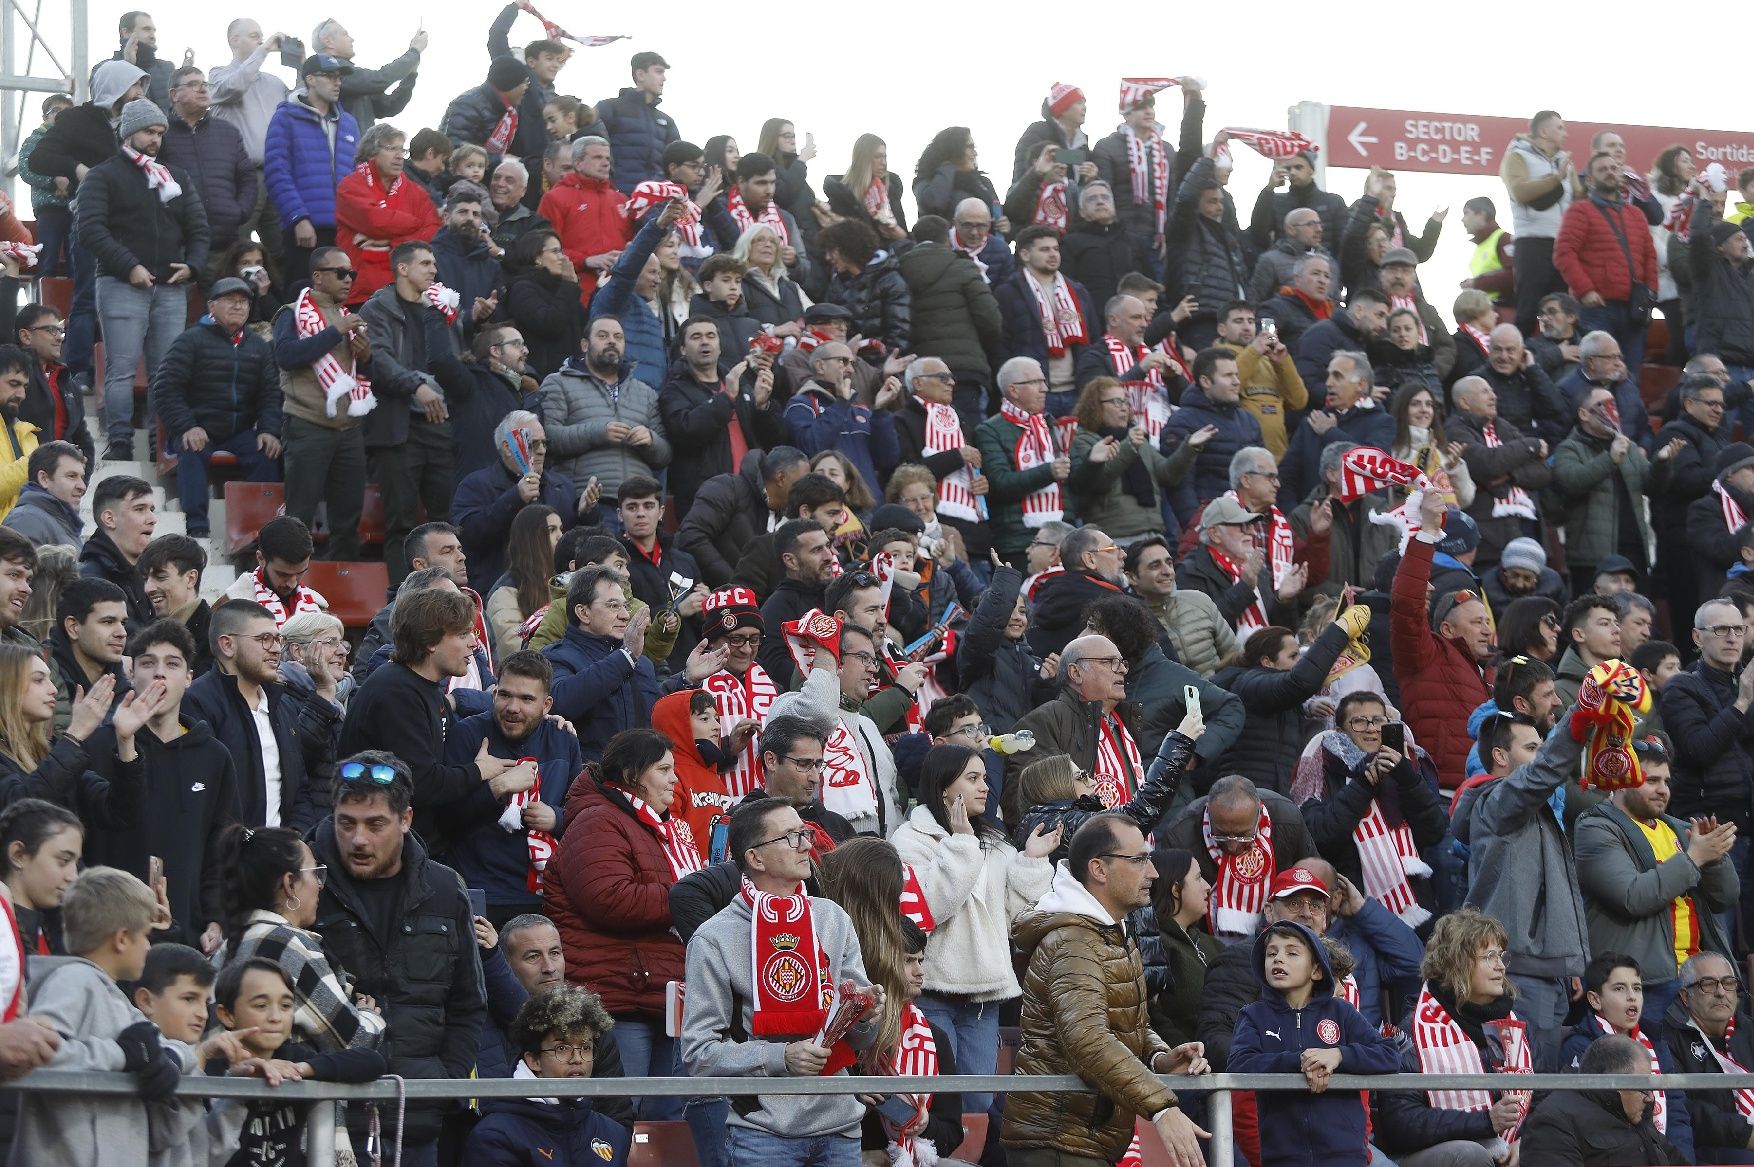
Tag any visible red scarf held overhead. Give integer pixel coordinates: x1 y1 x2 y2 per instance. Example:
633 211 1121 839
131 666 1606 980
741 877 832 1036
516 0 627 46
485 96 519 157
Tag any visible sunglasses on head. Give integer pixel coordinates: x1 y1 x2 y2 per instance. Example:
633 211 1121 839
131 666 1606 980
1632 736 1669 762
339 760 398 786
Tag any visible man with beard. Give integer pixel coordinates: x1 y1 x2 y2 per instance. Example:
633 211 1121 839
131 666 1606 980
755 519 836 682
0 348 38 521
1685 443 1754 606
1556 152 1659 372
1550 388 1651 597
540 314 670 526
1249 150 1349 255
1478 322 1569 446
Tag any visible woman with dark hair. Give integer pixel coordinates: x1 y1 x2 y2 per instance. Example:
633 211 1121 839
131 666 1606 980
888 743 1058 1115
1389 383 1474 508
1068 375 1191 543
218 238 284 330
912 127 1001 222
487 504 563 662
817 217 912 360
504 228 588 379
825 133 909 241
1650 145 1697 366
216 823 386 1052
1495 595 1562 664
0 798 81 957
1146 848 1219 1046
703 135 739 180
1082 592 1242 764
544 728 700 1119
755 118 823 240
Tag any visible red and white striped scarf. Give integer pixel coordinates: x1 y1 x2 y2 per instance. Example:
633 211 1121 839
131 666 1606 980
1209 546 1269 635
899 864 936 933
1104 333 1168 433
1333 447 1427 504
820 721 878 823
0 899 23 1023
498 782 558 892
484 96 519 157
1590 1013 1666 1132
1092 712 1143 810
122 144 181 203
704 663 778 798
1389 293 1427 342
515 1 627 46
863 176 896 226
1717 478 1749 532
740 876 830 1036
1123 124 1170 238
915 396 983 522
1459 322 1492 357
624 180 704 248
1025 272 1088 357
730 188 790 245
1413 984 1532 1134
1691 1015 1754 1122
1118 77 1178 110
294 287 375 418
1355 799 1431 927
355 158 402 201
1219 127 1318 161
424 282 461 325
884 1002 940 1166
626 791 705 880
1202 803 1275 936
950 228 989 279
1481 423 1537 520
250 567 326 628
1034 178 1069 232
1666 193 1697 243
999 401 1062 526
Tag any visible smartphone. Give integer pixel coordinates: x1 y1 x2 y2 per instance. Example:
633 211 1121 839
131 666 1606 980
1053 148 1079 167
468 888 487 920
278 36 304 67
1183 684 1201 713
876 1094 919 1124
1259 317 1278 336
709 817 731 866
664 980 685 1037
148 855 164 886
1381 722 1406 754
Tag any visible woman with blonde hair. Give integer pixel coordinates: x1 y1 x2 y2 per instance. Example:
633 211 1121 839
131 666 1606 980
1449 287 1499 385
277 609 350 822
17 544 76 643
825 133 909 241
732 222 810 328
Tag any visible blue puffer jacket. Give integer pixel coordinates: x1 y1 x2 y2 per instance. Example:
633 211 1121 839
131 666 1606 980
541 625 662 762
465 1096 631 1167
589 208 670 389
1157 385 1264 525
263 96 360 231
440 712 582 908
592 88 679 193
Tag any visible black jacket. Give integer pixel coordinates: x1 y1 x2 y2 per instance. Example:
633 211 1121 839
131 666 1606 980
1649 413 1728 536
956 567 1050 736
0 730 143 829
675 449 773 588
338 661 485 845
1689 199 1754 364
756 578 826 684
150 317 284 444
182 668 316 830
311 828 486 1147
1685 485 1754 606
620 534 704 666
824 251 912 360
1297 733 1449 893
1661 659 1754 829
430 226 507 342
1025 569 1125 659
1059 219 1144 314
450 362 540 483
1248 179 1349 258
17 354 93 465
1663 998 1754 1157
994 268 1097 370
893 396 975 481
22 102 117 190
1165 157 1249 321
1372 994 1508 1154
505 267 587 380
593 88 679 193
158 114 255 248
1176 543 1294 632
822 172 908 237
78 528 152 627
1519 1087 1680 1166
658 367 785 517
1479 361 1570 448
740 269 809 329
74 150 210 281
441 80 544 167
1293 307 1374 407
357 284 469 449
896 241 1001 375
1209 623 1351 795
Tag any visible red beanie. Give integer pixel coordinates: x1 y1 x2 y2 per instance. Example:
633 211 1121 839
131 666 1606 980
1048 82 1084 118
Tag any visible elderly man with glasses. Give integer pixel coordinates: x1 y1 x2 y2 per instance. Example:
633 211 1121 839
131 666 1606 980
976 357 1073 571
1157 774 1318 945
1663 952 1754 1162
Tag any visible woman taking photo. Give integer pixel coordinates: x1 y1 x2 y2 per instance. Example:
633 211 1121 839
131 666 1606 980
487 504 563 662
1067 375 1195 545
0 798 81 956
1146 848 1219 1047
825 133 909 241
545 728 700 1119
733 223 810 328
504 229 587 379
888 743 1059 1116
755 118 823 236
0 643 153 827
1389 383 1475 509
217 239 284 331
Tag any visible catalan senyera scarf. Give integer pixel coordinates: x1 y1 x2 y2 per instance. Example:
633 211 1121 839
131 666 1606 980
1025 271 1087 357
1413 984 1531 1146
1590 1012 1666 1132
625 790 705 878
1202 803 1274 936
122 144 181 203
1570 660 1652 791
915 396 983 522
1123 124 1170 239
294 287 375 418
999 400 1062 527
741 876 832 1036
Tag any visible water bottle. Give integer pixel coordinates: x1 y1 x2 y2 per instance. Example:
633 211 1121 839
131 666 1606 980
988 729 1036 756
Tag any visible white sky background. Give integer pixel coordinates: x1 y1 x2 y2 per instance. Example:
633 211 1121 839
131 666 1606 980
18 2 1737 327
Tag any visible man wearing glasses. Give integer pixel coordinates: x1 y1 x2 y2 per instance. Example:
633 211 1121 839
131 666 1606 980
1575 734 1738 1043
1663 951 1754 1160
1650 374 1728 625
273 245 373 560
975 357 1071 571
12 305 93 465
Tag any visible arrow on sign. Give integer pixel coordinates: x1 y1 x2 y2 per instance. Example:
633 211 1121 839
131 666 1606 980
1347 121 1378 156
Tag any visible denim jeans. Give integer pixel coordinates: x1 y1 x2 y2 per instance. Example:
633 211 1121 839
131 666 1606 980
173 429 280 533
685 1094 731 1167
33 206 71 278
95 274 188 450
1507 972 1570 1072
64 224 96 380
609 1015 684 1120
916 993 1002 1115
725 1124 859 1167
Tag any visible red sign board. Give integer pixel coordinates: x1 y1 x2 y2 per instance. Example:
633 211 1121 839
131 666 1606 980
1322 105 1754 176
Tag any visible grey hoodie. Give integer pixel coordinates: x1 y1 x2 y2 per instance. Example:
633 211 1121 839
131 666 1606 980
681 890 878 1139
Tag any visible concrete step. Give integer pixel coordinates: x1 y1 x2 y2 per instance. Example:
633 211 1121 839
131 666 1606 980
200 564 238 601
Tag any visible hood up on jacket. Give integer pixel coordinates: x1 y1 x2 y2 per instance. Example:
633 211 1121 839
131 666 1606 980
91 60 147 113
652 689 720 792
1251 919 1336 1004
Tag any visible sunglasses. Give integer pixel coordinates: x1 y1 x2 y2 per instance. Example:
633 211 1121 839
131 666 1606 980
314 267 357 280
339 760 398 786
1631 736 1669 762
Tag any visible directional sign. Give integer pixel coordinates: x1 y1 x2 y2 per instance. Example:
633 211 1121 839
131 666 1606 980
1313 104 1754 177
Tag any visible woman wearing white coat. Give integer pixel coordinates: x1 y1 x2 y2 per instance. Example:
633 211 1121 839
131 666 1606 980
889 742 1061 1114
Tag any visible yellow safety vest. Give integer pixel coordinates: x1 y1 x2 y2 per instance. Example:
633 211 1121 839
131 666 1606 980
1469 228 1506 280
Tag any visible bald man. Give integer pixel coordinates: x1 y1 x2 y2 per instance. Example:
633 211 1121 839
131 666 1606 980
1078 293 1184 392
1478 321 1570 445
948 197 1015 286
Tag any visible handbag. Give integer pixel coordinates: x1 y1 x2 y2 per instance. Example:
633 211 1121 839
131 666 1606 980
1594 201 1656 322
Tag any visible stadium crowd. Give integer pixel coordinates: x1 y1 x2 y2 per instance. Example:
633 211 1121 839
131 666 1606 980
2 6 1754 1167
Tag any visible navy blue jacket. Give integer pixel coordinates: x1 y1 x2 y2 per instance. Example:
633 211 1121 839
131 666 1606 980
1281 404 1397 510
440 711 582 907
1157 385 1264 525
452 462 582 595
541 626 663 762
159 113 255 247
431 226 508 341
465 1096 630 1166
263 95 359 232
592 88 679 193
150 317 284 445
993 268 1097 373
589 209 671 390
1230 921 1401 1167
782 383 900 504
1294 307 1375 407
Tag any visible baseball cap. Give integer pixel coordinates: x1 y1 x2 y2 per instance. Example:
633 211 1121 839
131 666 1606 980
1199 496 1259 530
1269 867 1330 900
301 52 355 78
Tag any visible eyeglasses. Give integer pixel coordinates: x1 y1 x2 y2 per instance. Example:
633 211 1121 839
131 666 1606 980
524 439 549 452
751 829 815 851
28 325 65 337
1099 397 1129 407
540 1041 594 1062
313 267 357 280
1079 656 1128 672
947 722 990 741
1209 833 1258 847
300 864 328 887
915 371 955 383
1697 398 1727 410
591 597 630 612
1029 539 1059 550
1700 625 1747 638
954 220 991 232
781 755 826 773
339 760 398 786
1691 976 1742 996
1242 469 1281 481
1477 949 1507 966
722 633 762 649
1346 716 1389 730
1010 377 1048 388
842 649 877 667
1099 852 1153 866
243 632 282 648
1091 545 1121 556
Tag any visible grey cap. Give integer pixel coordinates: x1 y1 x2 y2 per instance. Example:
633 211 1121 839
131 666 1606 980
1199 495 1259 530
1381 247 1419 268
206 277 254 301
118 98 166 140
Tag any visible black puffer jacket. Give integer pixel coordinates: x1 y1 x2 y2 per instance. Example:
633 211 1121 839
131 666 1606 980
896 241 1001 375
674 449 772 587
912 165 1000 221
1013 731 1195 861
823 172 909 236
1060 219 1145 314
1209 622 1351 796
505 267 587 380
658 368 786 516
1688 199 1754 364
150 317 283 445
955 567 1050 741
74 150 210 281
824 251 911 360
740 270 808 328
1164 157 1248 321
159 114 255 248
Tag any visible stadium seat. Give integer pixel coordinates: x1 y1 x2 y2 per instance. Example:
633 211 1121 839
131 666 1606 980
1647 315 1670 359
223 482 286 557
155 418 240 479
1639 364 1680 415
302 561 389 630
36 276 72 318
628 1120 698 1167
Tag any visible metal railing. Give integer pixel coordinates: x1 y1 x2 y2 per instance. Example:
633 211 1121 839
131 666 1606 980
1 1069 1723 1166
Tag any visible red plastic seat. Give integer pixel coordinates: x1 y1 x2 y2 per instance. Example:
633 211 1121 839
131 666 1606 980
155 418 241 479
223 481 286 556
1639 364 1680 415
36 276 72 319
628 1120 698 1167
302 561 389 630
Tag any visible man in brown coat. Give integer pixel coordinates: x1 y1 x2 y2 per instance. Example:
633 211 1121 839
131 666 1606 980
1004 812 1210 1167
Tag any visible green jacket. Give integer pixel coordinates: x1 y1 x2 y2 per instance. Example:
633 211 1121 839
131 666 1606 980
1550 428 1649 573
1066 426 1195 539
974 411 1063 556
526 574 678 666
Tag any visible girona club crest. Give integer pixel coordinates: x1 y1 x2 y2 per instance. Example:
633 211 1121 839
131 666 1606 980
762 949 812 1003
1316 1019 1341 1046
1231 845 1267 882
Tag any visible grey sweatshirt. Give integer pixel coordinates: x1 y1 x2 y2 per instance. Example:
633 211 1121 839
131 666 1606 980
681 892 879 1139
12 956 195 1167
209 46 292 164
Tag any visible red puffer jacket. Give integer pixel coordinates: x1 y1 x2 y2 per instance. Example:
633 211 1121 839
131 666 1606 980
1389 537 1494 790
545 775 685 1017
1553 195 1657 304
334 164 441 307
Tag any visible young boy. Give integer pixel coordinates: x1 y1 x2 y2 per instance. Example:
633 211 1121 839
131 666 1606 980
208 957 387 1165
15 867 190 1166
465 985 632 1166
1230 920 1400 1167
694 253 759 363
1561 952 1694 1161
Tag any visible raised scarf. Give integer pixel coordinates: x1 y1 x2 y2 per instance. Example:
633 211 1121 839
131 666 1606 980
294 287 375 418
1025 271 1087 357
626 790 704 879
1413 984 1531 1144
704 663 778 798
1123 124 1169 239
820 720 878 824
485 95 519 157
1220 127 1318 160
999 401 1062 526
251 567 325 628
1591 1012 1666 1132
1571 660 1653 791
515 1 627 46
624 179 704 248
1034 177 1069 232
741 876 831 1036
915 397 983 522
122 144 181 203
1481 423 1537 520
1202 803 1275 936
1092 712 1143 809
